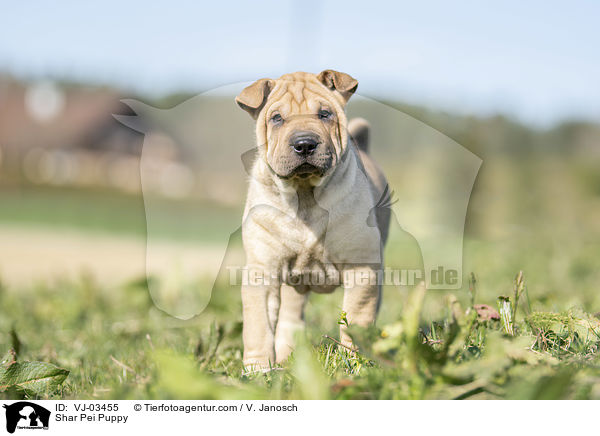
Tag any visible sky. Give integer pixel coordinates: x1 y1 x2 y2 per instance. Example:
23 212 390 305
1 0 599 126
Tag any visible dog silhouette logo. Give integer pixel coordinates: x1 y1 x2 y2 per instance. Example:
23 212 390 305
2 402 50 433
115 88 482 319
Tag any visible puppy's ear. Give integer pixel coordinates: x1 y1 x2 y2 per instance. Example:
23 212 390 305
235 78 274 119
317 70 358 103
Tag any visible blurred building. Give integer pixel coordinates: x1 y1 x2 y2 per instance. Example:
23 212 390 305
0 75 198 199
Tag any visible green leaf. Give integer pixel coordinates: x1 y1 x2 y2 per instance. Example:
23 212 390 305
402 282 427 372
152 349 266 400
0 359 69 396
506 369 575 400
289 337 330 400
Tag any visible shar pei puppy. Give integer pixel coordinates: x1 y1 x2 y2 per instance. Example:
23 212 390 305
236 70 390 371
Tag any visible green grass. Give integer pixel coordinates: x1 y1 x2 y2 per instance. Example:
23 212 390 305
1 163 599 400
1 266 600 400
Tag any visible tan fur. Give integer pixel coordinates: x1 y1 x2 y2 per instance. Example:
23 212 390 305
236 71 389 371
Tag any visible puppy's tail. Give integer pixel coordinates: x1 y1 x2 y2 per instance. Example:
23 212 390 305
348 117 370 153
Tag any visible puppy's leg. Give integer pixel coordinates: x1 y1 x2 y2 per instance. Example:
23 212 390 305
340 266 380 349
275 284 308 363
242 276 281 372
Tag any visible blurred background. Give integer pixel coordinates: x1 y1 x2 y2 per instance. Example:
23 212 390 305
0 0 599 315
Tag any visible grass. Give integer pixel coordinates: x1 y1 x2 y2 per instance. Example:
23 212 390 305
1 155 599 400
1 265 600 400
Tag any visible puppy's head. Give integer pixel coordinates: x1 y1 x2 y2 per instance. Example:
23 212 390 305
236 70 358 181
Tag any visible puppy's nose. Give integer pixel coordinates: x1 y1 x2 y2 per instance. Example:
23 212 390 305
290 133 320 156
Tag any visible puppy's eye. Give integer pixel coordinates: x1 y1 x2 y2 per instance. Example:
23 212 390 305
318 109 333 120
270 113 283 124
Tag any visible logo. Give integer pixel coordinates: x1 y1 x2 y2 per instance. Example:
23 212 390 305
2 402 50 434
115 86 482 319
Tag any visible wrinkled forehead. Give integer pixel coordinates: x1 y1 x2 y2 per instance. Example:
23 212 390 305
266 79 343 115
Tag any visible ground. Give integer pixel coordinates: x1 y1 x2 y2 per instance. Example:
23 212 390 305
1 158 600 400
1 236 600 399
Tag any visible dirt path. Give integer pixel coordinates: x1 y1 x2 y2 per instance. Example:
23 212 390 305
0 225 227 288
